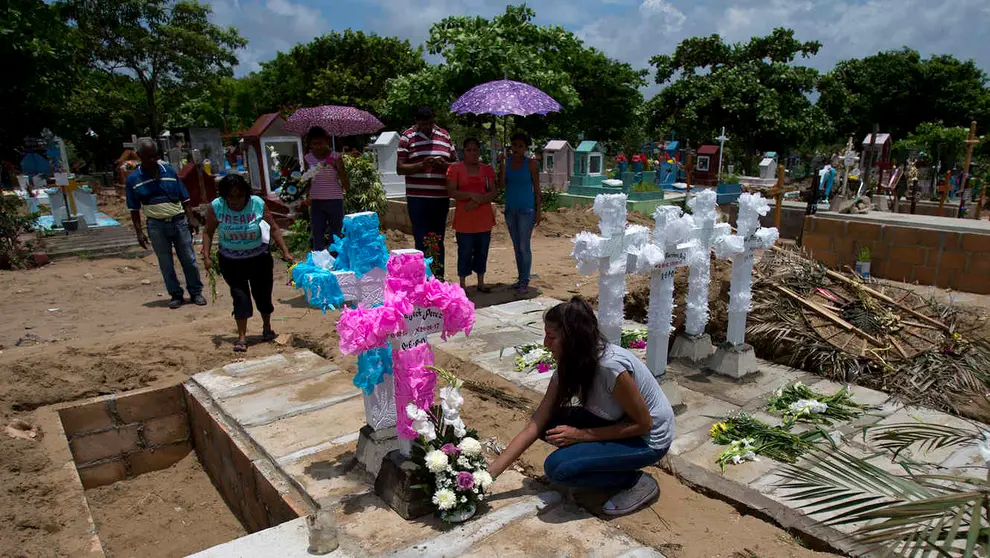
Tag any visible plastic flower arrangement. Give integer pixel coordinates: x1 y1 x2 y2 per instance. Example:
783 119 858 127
277 163 324 204
513 343 555 374
408 366 492 521
620 328 647 350
615 154 628 163
631 154 646 164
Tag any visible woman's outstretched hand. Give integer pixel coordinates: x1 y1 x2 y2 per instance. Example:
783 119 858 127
545 425 589 447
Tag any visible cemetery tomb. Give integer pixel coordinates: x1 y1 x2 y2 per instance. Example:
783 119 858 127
373 131 405 199
540 139 574 191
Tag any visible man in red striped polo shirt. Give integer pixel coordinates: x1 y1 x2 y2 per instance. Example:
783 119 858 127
397 105 456 280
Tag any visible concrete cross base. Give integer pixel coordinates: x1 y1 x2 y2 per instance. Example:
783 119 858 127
356 425 399 478
657 376 686 414
707 343 760 379
374 449 433 520
670 333 715 362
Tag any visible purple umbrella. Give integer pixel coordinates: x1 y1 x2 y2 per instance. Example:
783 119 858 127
285 105 385 137
450 79 562 117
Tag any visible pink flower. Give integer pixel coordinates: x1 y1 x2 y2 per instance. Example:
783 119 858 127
441 443 460 456
630 340 647 349
536 362 551 374
456 471 475 490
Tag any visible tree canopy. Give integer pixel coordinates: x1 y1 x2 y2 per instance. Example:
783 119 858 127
644 28 826 168
383 4 646 145
64 0 246 136
819 48 990 142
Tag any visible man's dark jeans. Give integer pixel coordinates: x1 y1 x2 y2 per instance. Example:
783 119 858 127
407 196 450 279
146 214 203 299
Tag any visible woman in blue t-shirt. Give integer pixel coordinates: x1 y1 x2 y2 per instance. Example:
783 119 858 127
489 296 674 517
499 133 542 295
202 174 295 352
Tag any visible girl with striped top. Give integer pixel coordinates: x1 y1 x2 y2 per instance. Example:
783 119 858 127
304 126 351 251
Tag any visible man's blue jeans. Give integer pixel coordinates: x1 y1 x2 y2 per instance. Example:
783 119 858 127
505 208 535 286
541 407 668 491
407 196 450 279
147 214 203 299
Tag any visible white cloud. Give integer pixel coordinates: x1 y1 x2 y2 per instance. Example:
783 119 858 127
208 0 329 73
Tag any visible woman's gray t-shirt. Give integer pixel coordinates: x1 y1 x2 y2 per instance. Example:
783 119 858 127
581 344 675 450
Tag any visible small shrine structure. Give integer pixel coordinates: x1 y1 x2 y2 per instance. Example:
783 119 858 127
570 141 605 188
373 132 405 198
694 145 720 186
241 114 303 196
540 140 574 191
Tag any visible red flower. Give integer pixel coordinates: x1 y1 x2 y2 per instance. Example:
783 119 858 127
632 154 646 164
615 155 628 163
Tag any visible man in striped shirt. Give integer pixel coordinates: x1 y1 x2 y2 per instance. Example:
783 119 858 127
126 138 206 309
397 106 456 279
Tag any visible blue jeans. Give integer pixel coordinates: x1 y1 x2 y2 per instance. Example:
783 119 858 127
146 214 203 299
455 231 491 278
505 208 535 286
310 198 344 252
407 196 450 279
542 407 668 491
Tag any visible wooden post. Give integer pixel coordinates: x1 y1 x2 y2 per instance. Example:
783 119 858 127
959 121 979 218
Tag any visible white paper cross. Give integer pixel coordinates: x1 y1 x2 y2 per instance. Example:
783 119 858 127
573 194 650 343
684 189 732 337
713 193 779 346
631 206 701 376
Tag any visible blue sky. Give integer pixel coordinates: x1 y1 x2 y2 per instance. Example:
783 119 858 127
208 0 990 95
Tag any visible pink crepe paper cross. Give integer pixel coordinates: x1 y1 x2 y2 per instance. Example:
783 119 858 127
336 249 474 440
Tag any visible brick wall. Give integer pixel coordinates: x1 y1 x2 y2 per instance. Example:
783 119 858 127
801 215 990 294
875 196 961 218
184 383 310 533
58 385 192 489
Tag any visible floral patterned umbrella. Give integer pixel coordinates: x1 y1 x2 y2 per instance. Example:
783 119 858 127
450 79 562 117
285 105 385 137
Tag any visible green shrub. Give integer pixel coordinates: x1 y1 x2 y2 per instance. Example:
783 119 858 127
0 196 39 269
343 154 388 216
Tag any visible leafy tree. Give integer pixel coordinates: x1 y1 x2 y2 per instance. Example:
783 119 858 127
895 122 985 169
384 4 645 144
0 0 79 154
818 48 990 141
63 0 246 136
252 30 426 123
645 28 825 171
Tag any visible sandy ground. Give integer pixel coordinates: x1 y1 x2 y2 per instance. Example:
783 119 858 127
0 200 962 557
86 454 245 558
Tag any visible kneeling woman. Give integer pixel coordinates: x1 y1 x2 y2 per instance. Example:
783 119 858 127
489 297 675 516
202 174 295 352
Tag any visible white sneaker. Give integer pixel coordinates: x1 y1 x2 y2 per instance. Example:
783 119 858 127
602 473 658 516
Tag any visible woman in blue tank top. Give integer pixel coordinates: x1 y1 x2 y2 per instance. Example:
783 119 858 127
499 133 542 295
201 174 295 352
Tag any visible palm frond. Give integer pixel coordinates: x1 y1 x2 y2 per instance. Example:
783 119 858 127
779 448 990 556
869 423 982 460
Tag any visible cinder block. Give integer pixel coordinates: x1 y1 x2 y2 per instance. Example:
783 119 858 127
801 233 832 253
115 385 184 423
890 245 925 266
847 222 880 242
937 251 969 271
70 424 140 464
77 459 127 489
961 233 990 254
374 450 432 520
143 413 190 446
954 273 990 294
885 261 914 282
814 218 846 237
60 401 113 435
913 266 937 286
126 441 192 476
968 254 990 275
884 226 922 246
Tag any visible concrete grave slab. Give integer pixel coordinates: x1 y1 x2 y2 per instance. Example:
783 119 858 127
219 369 361 428
247 396 368 459
222 354 291 377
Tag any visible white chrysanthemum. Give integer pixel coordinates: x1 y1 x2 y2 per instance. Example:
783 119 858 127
432 488 457 510
458 437 482 456
474 471 493 490
424 450 448 473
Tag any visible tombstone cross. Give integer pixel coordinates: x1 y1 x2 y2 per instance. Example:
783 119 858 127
671 189 732 362
715 127 730 178
573 193 650 343
630 206 700 376
337 249 474 456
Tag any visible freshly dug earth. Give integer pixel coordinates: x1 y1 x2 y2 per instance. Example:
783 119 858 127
0 201 966 557
86 454 245 557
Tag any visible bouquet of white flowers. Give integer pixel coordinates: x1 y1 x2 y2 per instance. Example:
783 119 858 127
407 366 492 522
277 163 325 204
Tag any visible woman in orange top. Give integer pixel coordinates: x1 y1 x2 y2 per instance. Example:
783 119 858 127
446 137 497 293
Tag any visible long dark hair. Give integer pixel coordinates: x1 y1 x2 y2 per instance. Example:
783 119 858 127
544 296 607 408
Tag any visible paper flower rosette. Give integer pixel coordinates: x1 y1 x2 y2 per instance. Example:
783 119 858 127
407 367 492 522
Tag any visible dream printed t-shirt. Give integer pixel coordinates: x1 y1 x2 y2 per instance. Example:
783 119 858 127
212 195 268 259
447 162 496 234
555 344 675 450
